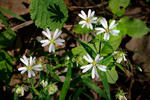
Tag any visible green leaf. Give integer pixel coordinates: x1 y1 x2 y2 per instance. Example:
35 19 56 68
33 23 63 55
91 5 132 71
30 0 68 30
98 70 111 100
59 63 72 100
77 40 96 59
106 67 118 84
0 29 16 48
74 24 93 34
50 71 61 82
82 78 107 99
72 88 83 100
109 0 130 17
96 34 122 51
0 49 13 83
0 12 16 48
0 12 9 28
71 46 86 56
14 92 18 100
118 17 149 37
116 63 125 72
101 41 114 56
0 7 25 21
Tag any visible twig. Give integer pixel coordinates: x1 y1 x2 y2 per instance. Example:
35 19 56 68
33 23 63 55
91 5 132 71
68 2 108 10
127 64 135 100
11 20 33 31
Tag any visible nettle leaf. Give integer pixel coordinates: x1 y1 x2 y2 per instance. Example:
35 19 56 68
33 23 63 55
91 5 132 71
109 0 130 17
118 17 149 37
106 67 118 84
0 49 13 83
74 24 93 34
30 0 68 30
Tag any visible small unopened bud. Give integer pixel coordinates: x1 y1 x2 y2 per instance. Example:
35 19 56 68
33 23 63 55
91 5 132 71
15 86 24 96
48 83 58 95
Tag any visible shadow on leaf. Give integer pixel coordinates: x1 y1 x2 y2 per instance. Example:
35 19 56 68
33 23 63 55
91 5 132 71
48 4 65 23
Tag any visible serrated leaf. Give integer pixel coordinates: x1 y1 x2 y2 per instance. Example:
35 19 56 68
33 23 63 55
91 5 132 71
30 0 68 30
106 67 118 84
74 24 92 34
118 17 149 37
59 64 72 100
109 0 130 17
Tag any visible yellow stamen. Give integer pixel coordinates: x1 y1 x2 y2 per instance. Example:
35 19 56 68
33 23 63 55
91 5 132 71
92 61 97 66
86 18 91 23
27 66 32 71
50 39 54 43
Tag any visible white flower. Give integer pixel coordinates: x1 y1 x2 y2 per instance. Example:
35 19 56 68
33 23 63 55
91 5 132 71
41 80 48 87
16 86 24 96
95 18 120 40
80 54 107 79
78 9 97 30
18 55 43 78
40 28 65 53
114 51 127 63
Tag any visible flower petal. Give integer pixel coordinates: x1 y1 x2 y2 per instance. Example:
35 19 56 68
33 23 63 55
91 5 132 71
81 23 86 28
28 70 32 78
81 64 93 73
53 29 59 39
31 70 35 77
49 43 53 53
89 23 93 30
88 9 92 18
97 65 107 72
55 39 65 44
95 27 105 35
92 66 96 79
83 54 93 63
95 54 100 62
111 30 120 36
100 18 108 29
18 67 27 71
78 14 86 20
90 11 95 17
55 30 62 39
81 10 87 19
20 57 28 66
46 28 51 39
41 40 50 47
104 33 110 40
79 21 86 24
42 31 50 40
109 20 116 29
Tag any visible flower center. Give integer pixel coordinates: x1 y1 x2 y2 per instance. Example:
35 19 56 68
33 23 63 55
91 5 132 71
86 18 91 23
92 61 97 66
27 66 32 71
50 39 54 43
106 29 110 33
